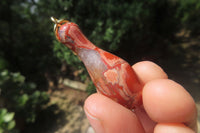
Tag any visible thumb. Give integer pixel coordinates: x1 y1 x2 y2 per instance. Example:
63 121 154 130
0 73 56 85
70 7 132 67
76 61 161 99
84 93 145 133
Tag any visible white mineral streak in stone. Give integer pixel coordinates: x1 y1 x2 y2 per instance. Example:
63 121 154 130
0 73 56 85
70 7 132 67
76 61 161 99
96 81 111 95
104 68 119 85
58 30 66 43
77 48 107 81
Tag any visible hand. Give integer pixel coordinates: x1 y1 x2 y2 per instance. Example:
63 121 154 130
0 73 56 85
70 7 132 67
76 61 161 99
84 61 197 133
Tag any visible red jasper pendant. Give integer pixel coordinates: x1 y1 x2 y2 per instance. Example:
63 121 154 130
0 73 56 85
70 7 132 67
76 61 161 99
51 17 142 109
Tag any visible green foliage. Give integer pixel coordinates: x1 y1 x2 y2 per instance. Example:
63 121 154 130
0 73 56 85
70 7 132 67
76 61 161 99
49 0 181 63
86 81 97 95
0 108 17 133
0 0 61 86
0 69 49 130
53 41 82 67
176 0 200 35
0 57 8 71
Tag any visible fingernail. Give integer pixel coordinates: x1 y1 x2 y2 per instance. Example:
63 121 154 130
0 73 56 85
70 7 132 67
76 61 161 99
85 109 105 133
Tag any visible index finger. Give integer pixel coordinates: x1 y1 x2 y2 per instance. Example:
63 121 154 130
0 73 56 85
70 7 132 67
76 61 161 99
132 61 168 85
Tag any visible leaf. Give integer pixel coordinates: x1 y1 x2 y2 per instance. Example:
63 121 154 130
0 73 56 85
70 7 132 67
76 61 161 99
7 121 16 130
17 94 29 107
0 70 9 77
0 108 7 117
28 82 37 89
0 57 8 70
0 128 3 133
3 112 15 122
12 72 25 83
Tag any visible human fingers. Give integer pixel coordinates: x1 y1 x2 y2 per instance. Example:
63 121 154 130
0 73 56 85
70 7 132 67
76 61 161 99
132 61 197 131
84 93 145 133
143 79 197 131
132 61 168 85
154 123 195 133
132 61 168 132
84 61 168 133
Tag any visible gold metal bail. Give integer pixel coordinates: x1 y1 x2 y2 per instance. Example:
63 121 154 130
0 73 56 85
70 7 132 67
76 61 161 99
51 17 60 32
51 17 69 32
51 17 58 24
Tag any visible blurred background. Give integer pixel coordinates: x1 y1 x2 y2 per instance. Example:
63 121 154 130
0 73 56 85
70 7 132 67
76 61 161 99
0 0 199 133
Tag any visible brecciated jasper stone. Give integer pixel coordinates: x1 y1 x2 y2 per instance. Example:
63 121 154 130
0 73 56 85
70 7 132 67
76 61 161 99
52 18 143 109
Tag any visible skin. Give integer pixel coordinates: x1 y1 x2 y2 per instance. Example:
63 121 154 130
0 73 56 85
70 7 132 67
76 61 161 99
84 61 197 133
